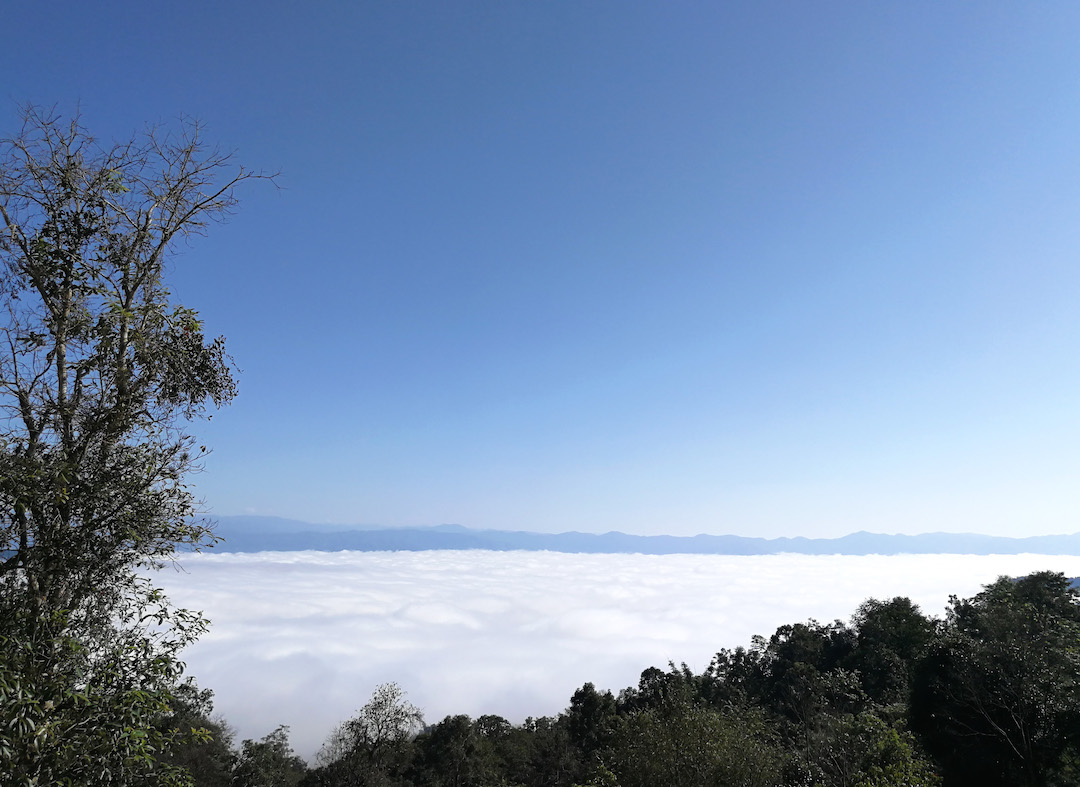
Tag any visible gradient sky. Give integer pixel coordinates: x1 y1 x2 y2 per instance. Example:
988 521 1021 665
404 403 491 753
6 2 1080 537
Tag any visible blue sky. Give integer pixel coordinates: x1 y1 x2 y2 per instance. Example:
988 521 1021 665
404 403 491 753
6 2 1080 537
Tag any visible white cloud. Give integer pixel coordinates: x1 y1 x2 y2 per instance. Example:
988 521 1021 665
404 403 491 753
154 551 1080 760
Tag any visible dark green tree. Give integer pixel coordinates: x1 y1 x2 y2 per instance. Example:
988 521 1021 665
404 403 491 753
0 600 202 786
233 726 308 787
703 641 768 709
409 715 507 787
911 572 1080 787
605 700 783 787
509 716 581 787
313 683 424 787
813 711 939 787
848 597 936 705
565 682 619 760
615 665 695 714
156 680 236 787
0 106 266 785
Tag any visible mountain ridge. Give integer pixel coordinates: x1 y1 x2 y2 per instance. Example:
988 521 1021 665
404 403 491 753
204 516 1080 556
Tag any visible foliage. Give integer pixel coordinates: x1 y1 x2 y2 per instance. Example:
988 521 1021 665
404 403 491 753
0 599 202 787
911 572 1080 787
0 105 266 784
408 714 508 787
312 683 424 786
790 710 939 787
605 700 784 787
565 682 618 758
233 726 308 787
849 597 935 705
842 713 939 787
156 680 237 787
508 715 581 787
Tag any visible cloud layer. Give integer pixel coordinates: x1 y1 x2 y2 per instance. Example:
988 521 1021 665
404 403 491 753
155 551 1080 759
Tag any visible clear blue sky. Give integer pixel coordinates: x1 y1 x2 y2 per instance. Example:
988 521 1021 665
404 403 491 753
6 2 1080 538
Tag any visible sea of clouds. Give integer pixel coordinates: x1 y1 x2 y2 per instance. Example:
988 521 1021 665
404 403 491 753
154 550 1080 760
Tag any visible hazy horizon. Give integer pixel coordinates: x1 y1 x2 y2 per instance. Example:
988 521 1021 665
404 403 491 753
208 514 1080 540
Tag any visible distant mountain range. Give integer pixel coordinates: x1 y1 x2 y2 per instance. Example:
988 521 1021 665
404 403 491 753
204 516 1080 556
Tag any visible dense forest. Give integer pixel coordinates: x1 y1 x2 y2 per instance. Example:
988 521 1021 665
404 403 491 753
162 570 1080 787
